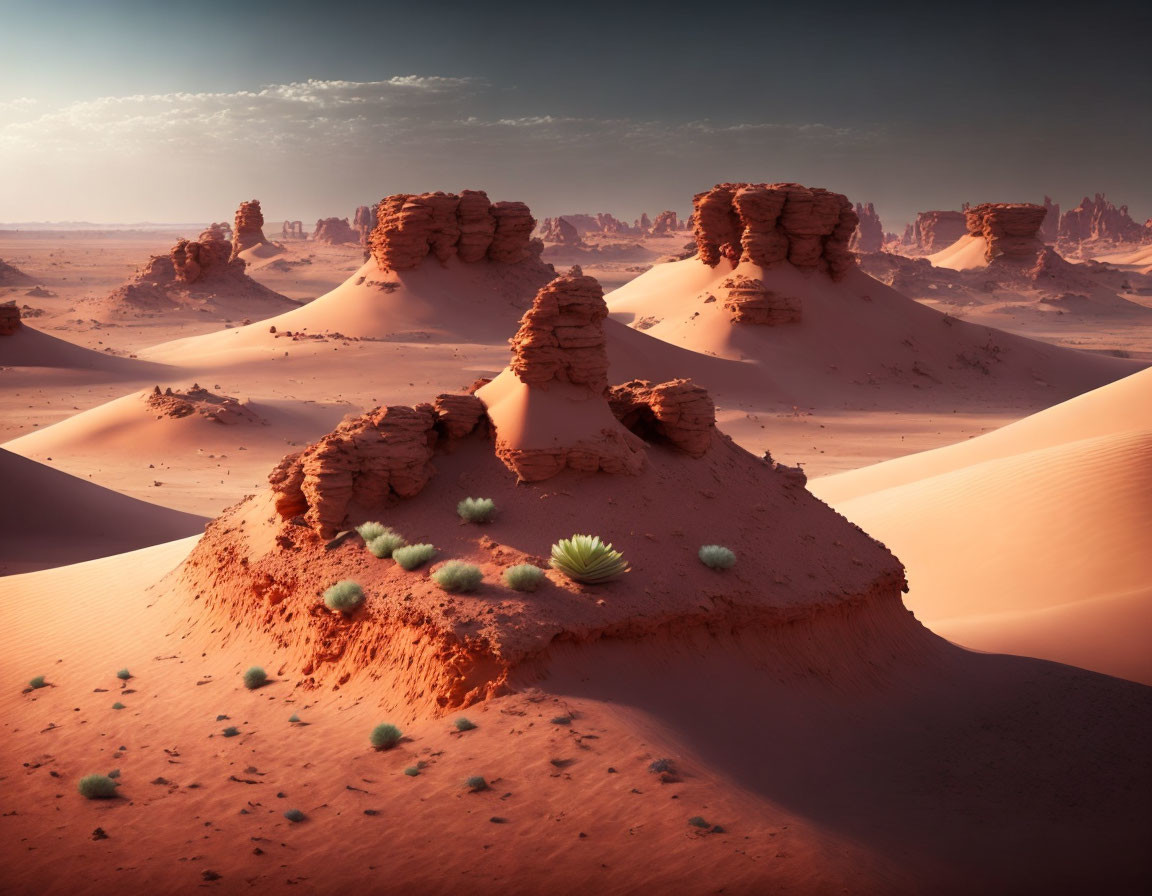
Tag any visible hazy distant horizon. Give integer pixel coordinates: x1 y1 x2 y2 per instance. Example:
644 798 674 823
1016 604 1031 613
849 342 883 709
2 1 1149 233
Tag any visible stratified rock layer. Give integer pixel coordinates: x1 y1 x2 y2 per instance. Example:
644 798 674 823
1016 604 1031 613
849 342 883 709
312 217 359 244
230 200 268 259
368 191 539 271
910 211 968 254
608 379 715 457
718 275 801 325
965 203 1047 262
692 183 858 280
170 225 234 284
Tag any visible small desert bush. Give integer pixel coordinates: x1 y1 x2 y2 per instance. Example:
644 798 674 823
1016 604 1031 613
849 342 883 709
366 529 406 559
688 815 710 828
698 545 736 570
28 675 46 689
454 717 477 732
112 702 125 710
289 713 301 723
550 535 629 584
464 776 488 792
243 666 267 690
356 521 389 542
403 766 420 777
222 726 240 737
457 497 495 523
116 669 132 680
323 580 364 612
432 562 483 593
503 564 545 592
284 808 306 823
370 723 402 750
393 543 436 571
78 774 119 799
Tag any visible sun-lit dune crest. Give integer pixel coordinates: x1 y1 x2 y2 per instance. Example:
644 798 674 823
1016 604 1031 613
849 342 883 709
606 182 1142 404
163 266 909 709
813 368 1152 684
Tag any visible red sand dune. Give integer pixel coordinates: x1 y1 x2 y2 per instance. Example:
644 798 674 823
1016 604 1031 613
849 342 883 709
812 369 1152 683
0 448 205 574
0 319 170 375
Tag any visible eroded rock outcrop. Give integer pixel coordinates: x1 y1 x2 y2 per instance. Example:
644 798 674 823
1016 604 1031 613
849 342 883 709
353 205 378 246
281 221 305 240
908 211 969 254
651 210 680 234
691 182 858 280
1059 194 1149 246
312 217 359 244
170 224 234 283
718 275 801 325
608 379 715 457
965 203 1047 262
850 202 884 254
539 217 583 245
0 301 20 335
230 200 268 260
368 191 540 271
1040 197 1060 244
146 384 263 425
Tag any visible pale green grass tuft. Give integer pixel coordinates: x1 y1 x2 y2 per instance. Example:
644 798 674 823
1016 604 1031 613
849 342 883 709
431 562 483 593
366 529 406 558
698 545 736 570
393 543 436 571
457 497 495 523
78 774 119 799
242 666 267 690
503 564 545 592
323 580 364 612
370 723 402 750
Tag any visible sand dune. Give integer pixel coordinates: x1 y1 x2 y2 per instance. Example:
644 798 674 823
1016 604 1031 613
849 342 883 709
0 322 170 375
813 371 1152 683
0 448 205 574
1094 243 1152 275
926 234 993 270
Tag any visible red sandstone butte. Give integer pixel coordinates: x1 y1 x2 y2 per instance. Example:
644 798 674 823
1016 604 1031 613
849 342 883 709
691 182 858 280
650 210 680 234
850 202 884 254
965 202 1047 262
312 217 359 244
230 199 268 259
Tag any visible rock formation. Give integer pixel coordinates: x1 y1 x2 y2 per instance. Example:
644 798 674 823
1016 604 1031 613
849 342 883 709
906 211 969 254
717 274 802 325
1040 197 1060 244
368 191 541 271
353 205 378 246
539 217 583 245
650 210 680 234
607 379 715 458
230 200 268 260
0 301 20 335
691 182 858 280
1059 194 1149 246
312 217 359 244
849 202 884 254
0 258 34 287
280 221 305 240
965 203 1047 262
168 224 235 283
146 384 263 425
637 212 652 234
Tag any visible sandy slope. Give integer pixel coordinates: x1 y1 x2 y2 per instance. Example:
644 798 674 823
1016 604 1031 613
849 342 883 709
0 323 170 375
1093 243 1152 274
812 370 1152 683
0 449 205 574
926 234 992 270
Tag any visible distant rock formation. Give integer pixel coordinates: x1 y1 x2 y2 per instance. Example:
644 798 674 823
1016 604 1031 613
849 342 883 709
146 384 263 425
691 182 858 280
230 200 268 260
169 225 235 283
0 301 20 335
850 202 884 254
1059 194 1150 246
904 211 968 254
637 212 652 234
280 221 305 240
650 210 680 234
965 203 1047 262
368 191 541 271
353 205 378 246
1040 197 1060 244
312 217 359 244
0 258 34 286
539 217 583 245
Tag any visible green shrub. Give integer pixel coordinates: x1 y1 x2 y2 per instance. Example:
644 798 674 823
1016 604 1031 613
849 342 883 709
393 543 436 571
454 717 477 732
112 702 125 710
698 545 736 570
550 535 629 584
688 815 710 828
78 774 119 799
288 713 301 723
464 776 488 792
28 675 47 689
369 723 402 750
116 668 132 680
457 497 495 523
403 766 420 777
356 521 389 542
366 529 406 559
431 562 483 593
243 667 267 690
503 564 545 592
284 808 306 822
323 580 364 612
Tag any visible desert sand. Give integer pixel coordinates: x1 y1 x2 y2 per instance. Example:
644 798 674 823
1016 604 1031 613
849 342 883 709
3 179 1151 896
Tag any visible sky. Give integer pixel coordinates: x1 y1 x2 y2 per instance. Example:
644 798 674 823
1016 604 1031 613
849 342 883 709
1 0 1150 231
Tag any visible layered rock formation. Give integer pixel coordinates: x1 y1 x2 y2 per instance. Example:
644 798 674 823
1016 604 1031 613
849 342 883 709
607 379 715 458
1040 197 1060 244
905 211 968 254
849 202 884 254
368 191 541 270
169 224 234 283
353 204 378 246
691 182 858 280
539 217 583 245
230 200 268 260
718 275 801 325
312 217 359 244
1059 194 1150 246
651 210 680 234
965 203 1047 262
146 384 263 425
0 301 20 335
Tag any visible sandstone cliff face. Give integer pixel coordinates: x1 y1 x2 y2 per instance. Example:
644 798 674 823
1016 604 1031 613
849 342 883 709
230 200 268 259
353 205 378 246
1040 197 1060 244
718 275 802 325
312 217 359 244
170 224 237 283
1059 194 1149 245
910 211 968 254
965 203 1047 262
0 301 20 335
368 191 540 271
539 217 583 245
607 379 715 458
691 182 858 280
849 202 884 254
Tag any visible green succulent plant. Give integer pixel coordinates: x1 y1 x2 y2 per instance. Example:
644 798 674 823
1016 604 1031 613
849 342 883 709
549 534 629 584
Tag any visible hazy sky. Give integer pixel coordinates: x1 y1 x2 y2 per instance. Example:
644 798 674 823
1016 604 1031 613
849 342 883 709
1 0 1149 231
